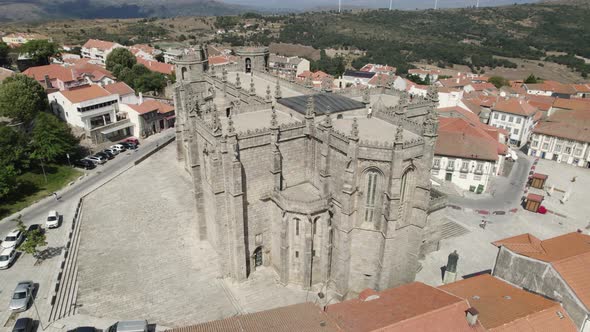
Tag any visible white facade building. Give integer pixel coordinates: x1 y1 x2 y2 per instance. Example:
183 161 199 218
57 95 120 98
489 98 538 146
81 39 123 65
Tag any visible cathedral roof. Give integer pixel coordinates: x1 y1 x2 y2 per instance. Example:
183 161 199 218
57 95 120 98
278 93 365 115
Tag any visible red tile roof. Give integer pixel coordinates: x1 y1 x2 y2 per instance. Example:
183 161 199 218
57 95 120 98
435 117 506 161
166 302 341 332
326 282 484 332
527 193 544 202
60 84 112 103
208 55 231 65
23 64 77 83
82 39 118 51
73 63 115 81
533 109 590 143
492 98 538 117
129 44 156 55
137 58 173 75
104 82 135 96
439 274 577 332
552 98 590 112
468 82 497 92
126 100 174 115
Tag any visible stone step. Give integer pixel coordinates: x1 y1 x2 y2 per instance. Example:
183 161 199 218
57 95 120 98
439 221 470 240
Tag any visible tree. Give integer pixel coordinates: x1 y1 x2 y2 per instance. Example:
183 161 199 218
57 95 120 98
20 40 59 66
155 53 165 63
489 76 510 88
524 74 541 84
0 74 48 124
105 48 136 72
0 125 29 198
14 216 47 256
31 112 78 182
0 42 9 67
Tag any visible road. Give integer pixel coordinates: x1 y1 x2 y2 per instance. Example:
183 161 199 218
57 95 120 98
0 129 175 330
445 151 532 211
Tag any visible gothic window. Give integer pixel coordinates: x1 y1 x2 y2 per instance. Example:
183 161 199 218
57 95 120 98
181 67 187 80
400 167 416 208
363 170 379 223
295 218 300 236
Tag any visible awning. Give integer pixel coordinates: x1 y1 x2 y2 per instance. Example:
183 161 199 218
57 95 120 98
100 122 134 135
165 115 176 120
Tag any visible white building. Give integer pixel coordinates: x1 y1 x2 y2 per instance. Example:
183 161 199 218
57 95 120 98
104 82 138 104
49 85 133 143
529 110 590 168
163 48 183 64
81 39 123 65
268 54 310 79
432 115 507 193
437 88 464 108
342 70 375 87
489 98 538 146
119 100 175 138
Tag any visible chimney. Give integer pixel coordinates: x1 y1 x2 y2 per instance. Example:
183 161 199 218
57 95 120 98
44 75 52 89
466 307 479 326
139 92 143 104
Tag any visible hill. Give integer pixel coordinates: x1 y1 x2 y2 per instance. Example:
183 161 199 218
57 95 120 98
0 0 249 22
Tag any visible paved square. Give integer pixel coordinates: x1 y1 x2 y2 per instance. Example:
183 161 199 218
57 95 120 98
76 144 315 328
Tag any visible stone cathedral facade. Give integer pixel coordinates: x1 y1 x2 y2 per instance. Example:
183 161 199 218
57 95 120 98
172 45 439 300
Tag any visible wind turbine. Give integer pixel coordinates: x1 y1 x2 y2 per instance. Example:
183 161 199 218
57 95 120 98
389 0 393 10
476 0 480 8
434 0 438 10
338 0 342 13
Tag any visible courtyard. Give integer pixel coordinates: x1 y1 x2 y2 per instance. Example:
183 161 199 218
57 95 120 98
74 144 315 328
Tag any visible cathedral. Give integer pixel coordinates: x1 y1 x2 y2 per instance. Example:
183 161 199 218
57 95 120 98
172 45 439 300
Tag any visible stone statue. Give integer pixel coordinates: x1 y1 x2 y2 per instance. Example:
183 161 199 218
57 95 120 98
351 117 359 137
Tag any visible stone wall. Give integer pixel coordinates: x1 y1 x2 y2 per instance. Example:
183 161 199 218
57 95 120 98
493 247 588 329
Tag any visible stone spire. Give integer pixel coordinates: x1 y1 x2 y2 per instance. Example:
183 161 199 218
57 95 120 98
377 74 384 88
222 67 228 82
235 73 241 89
395 125 404 143
265 85 272 102
212 107 221 133
373 96 385 113
351 117 359 138
323 107 333 128
305 95 315 119
362 88 370 104
427 85 439 104
249 76 256 95
270 106 278 127
321 76 331 92
304 74 312 88
399 91 409 107
275 79 282 99
210 63 216 77
227 115 235 135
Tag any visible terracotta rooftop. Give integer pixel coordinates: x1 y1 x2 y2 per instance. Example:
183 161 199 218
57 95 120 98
104 82 135 96
492 232 590 263
326 282 484 332
439 274 577 331
492 97 538 117
527 193 544 202
24 64 77 83
572 84 590 93
73 62 114 80
533 109 590 143
552 98 590 111
435 117 505 161
60 84 112 103
137 57 174 75
82 39 118 51
0 67 15 82
126 100 174 115
166 302 341 332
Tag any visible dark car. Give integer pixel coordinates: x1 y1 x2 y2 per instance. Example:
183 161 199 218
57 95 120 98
12 318 33 332
27 224 44 235
73 159 96 170
68 327 98 332
95 151 114 160
120 142 138 150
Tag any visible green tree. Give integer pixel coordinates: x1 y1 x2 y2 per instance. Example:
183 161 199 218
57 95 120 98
15 215 47 256
155 53 165 63
31 112 78 182
0 74 48 124
20 40 59 66
489 76 510 88
105 48 136 72
0 42 9 66
0 125 29 199
524 74 541 84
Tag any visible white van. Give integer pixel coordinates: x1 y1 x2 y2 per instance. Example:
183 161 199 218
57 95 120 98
107 320 148 332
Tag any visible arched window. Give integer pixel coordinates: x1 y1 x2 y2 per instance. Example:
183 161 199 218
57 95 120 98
181 67 187 80
400 167 415 206
364 170 379 222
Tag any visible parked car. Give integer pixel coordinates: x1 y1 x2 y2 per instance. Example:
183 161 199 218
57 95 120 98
96 151 114 160
9 281 34 312
120 142 138 150
0 247 16 269
122 137 139 145
104 148 120 156
1 230 23 249
107 320 148 332
73 159 96 170
46 211 59 229
86 155 106 165
110 144 127 152
12 318 34 332
27 224 43 235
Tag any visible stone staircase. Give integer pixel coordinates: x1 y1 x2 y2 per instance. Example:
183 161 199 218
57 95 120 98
419 218 470 258
48 200 84 322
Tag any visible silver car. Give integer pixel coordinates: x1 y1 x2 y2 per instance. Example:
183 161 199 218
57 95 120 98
9 281 34 312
